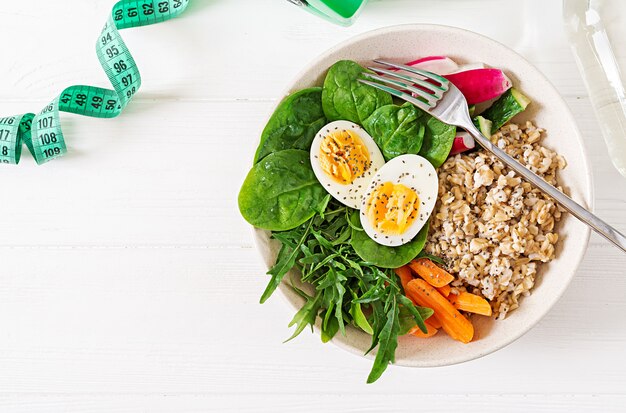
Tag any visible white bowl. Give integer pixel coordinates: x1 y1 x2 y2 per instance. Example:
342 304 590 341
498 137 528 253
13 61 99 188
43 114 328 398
253 24 592 367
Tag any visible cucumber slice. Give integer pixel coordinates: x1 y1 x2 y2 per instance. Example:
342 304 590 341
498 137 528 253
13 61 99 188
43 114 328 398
473 115 493 138
482 88 531 131
468 105 476 117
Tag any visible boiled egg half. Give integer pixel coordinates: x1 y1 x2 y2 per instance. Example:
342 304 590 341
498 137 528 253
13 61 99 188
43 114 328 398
310 121 385 209
360 154 438 247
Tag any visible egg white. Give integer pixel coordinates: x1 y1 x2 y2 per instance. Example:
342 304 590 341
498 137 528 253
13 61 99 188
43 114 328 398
310 120 386 209
359 154 439 247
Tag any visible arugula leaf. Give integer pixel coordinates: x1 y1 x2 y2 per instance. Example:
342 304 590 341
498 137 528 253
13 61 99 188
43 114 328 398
318 266 348 335
398 305 419 335
287 281 312 301
285 292 322 342
367 297 400 384
417 250 447 266
321 309 340 343
261 219 313 303
397 294 434 334
259 199 434 384
313 194 331 219
350 301 374 335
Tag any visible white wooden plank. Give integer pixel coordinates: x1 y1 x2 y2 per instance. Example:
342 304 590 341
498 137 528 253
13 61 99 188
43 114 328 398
0 98 623 248
0 394 624 413
0 0 625 409
0 0 588 103
0 247 625 394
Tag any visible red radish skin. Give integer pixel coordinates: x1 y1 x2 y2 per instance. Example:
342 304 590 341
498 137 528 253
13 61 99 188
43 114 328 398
405 55 448 65
443 69 512 104
449 132 475 156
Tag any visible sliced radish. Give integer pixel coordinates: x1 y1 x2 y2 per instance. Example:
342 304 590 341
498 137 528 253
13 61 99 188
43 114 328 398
405 56 460 75
449 132 475 156
443 69 512 104
391 58 511 104
450 62 486 73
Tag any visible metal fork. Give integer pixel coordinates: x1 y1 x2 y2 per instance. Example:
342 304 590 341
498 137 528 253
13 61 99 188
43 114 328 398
359 59 626 253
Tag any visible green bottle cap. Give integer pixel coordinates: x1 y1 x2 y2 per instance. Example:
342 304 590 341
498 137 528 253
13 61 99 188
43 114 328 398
288 0 367 26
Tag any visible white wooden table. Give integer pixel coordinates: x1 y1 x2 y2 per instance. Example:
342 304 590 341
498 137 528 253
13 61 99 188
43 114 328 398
1 0 625 411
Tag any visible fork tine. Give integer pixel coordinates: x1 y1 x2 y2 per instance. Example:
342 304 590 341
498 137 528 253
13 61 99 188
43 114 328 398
361 72 438 106
367 67 445 97
373 59 450 86
358 79 432 112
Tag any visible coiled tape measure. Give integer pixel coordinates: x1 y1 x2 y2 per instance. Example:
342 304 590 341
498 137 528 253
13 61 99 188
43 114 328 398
0 0 190 165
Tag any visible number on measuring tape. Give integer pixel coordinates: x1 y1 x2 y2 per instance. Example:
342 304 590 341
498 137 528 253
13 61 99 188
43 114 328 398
1 0 190 165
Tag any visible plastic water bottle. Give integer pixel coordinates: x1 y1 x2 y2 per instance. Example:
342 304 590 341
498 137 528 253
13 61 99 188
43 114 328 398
563 0 626 177
286 0 368 26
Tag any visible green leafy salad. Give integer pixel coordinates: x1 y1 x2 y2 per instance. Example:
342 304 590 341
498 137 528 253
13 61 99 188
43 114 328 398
238 59 530 382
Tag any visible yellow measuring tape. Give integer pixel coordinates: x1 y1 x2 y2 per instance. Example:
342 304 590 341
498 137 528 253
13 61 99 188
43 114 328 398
0 0 190 165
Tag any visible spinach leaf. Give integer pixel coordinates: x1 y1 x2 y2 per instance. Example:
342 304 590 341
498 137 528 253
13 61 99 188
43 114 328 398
350 212 430 269
322 60 393 124
416 108 457 168
238 149 326 231
362 102 425 160
254 88 327 162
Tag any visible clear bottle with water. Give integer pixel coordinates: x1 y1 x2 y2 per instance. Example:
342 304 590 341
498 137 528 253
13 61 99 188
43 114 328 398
564 0 626 177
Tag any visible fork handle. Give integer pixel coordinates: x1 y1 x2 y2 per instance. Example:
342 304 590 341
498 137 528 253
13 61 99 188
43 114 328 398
464 123 626 253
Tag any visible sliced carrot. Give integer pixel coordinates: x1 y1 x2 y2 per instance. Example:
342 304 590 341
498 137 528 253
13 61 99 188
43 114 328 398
426 314 442 329
394 266 414 292
437 284 451 297
409 321 438 338
406 279 474 344
448 291 493 316
409 258 455 288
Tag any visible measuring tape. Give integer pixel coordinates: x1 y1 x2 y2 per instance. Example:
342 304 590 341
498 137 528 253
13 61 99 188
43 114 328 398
0 0 190 165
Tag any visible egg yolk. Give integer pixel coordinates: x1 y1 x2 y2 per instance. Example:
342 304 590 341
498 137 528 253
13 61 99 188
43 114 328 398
319 129 371 185
365 182 420 235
